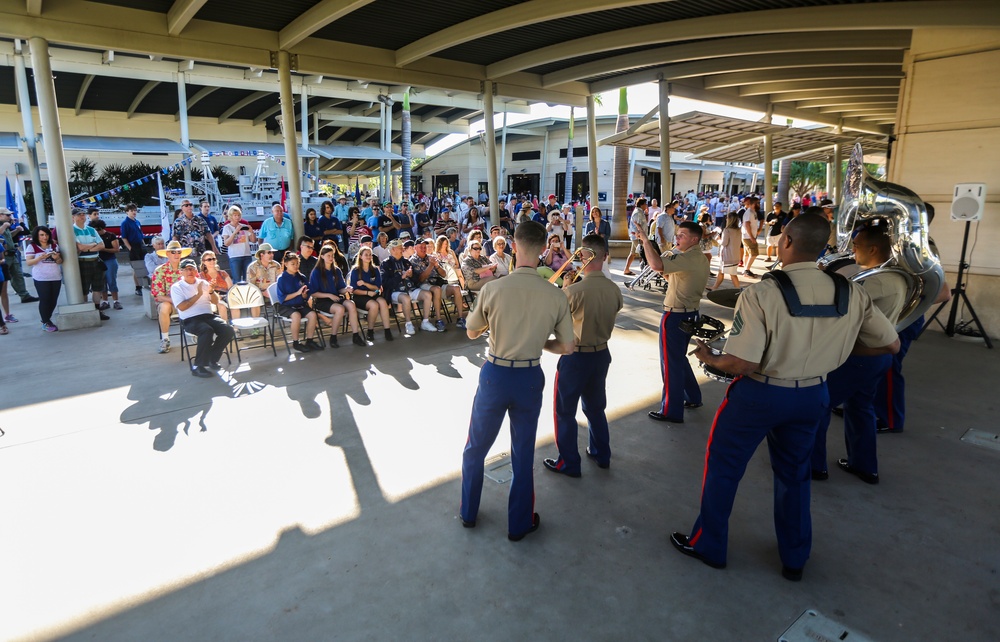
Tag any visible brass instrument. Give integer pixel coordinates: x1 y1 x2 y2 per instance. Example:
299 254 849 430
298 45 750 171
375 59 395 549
548 246 596 284
820 143 945 330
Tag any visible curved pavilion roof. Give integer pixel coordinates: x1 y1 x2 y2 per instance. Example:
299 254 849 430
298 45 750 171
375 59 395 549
1 0 998 170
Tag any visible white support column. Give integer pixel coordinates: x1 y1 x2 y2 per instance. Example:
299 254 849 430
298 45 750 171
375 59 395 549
278 50 304 240
13 40 45 224
826 157 835 200
658 80 671 205
30 37 99 327
483 81 499 223
301 85 309 151
498 105 508 196
177 72 191 190
585 94 599 245
312 113 320 192
832 143 843 206
385 102 395 201
764 133 774 213
379 101 386 199
540 130 549 199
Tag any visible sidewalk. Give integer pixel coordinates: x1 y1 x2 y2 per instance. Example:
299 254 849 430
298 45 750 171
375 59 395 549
0 265 997 641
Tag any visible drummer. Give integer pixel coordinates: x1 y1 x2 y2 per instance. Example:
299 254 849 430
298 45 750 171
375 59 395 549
638 218 710 423
673 213 899 581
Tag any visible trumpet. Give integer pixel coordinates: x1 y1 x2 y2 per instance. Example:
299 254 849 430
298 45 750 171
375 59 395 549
548 246 596 284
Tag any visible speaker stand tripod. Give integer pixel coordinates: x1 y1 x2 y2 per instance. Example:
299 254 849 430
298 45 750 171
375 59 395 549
921 220 993 348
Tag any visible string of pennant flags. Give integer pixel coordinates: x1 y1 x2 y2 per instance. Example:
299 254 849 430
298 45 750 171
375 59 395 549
72 150 341 206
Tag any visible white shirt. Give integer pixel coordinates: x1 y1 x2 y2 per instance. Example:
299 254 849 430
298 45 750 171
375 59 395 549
741 208 759 239
655 212 675 248
170 278 214 319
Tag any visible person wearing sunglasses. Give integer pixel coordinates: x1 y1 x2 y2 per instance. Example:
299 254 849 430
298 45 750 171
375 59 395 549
460 241 496 292
199 251 234 322
150 240 193 353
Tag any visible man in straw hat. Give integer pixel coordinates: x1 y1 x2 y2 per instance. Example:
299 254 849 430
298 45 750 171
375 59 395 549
150 240 192 353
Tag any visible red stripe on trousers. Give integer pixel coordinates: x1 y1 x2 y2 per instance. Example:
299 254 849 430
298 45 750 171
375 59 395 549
660 311 671 413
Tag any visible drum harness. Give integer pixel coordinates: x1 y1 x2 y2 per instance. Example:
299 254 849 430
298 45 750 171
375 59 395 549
762 270 849 318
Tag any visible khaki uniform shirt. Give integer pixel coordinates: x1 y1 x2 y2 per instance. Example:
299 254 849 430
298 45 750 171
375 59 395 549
467 267 573 361
859 270 908 326
565 271 623 346
725 262 898 381
661 246 710 310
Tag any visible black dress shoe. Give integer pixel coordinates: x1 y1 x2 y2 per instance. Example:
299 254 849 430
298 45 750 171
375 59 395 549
831 406 845 417
837 458 879 484
508 513 540 542
205 362 222 371
684 402 703 409
811 469 829 481
543 458 581 478
191 366 213 378
877 424 903 434
586 449 610 469
648 411 684 423
782 565 803 582
99 312 110 321
461 517 475 528
21 295 39 303
670 532 726 569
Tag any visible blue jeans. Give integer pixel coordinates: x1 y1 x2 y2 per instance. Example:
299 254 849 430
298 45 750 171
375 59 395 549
102 258 119 294
228 255 252 283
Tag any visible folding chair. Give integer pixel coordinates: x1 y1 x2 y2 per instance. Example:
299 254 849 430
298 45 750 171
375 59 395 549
266 283 325 354
178 317 234 366
227 283 277 358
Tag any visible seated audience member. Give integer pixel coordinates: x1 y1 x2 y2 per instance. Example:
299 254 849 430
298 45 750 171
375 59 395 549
171 258 235 378
150 240 192 354
410 238 448 331
200 250 234 321
461 240 497 291
349 246 393 342
275 253 322 353
297 236 318 276
490 235 512 278
434 235 466 329
246 243 281 313
310 245 365 347
380 240 437 336
346 207 371 260
372 232 391 264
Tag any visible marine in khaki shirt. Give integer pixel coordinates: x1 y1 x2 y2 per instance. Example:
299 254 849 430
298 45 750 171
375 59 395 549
852 225 909 326
564 269 623 347
660 246 710 310
466 267 574 360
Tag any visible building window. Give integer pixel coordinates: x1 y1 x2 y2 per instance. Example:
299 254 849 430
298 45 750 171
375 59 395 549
558 147 589 159
645 150 661 157
511 151 541 161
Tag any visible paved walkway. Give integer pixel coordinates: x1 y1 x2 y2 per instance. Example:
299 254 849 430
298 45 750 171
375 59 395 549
1 266 997 641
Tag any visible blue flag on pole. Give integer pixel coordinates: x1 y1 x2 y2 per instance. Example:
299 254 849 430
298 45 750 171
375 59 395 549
355 178 361 205
4 176 17 221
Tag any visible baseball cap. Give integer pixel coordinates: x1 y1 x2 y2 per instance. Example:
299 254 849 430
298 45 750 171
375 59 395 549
180 258 198 269
360 234 373 244
402 240 414 248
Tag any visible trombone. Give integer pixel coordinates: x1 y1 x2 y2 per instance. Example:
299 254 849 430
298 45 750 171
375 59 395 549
548 246 596 285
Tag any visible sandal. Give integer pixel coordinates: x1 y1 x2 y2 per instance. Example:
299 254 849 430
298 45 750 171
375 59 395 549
0 326 8 335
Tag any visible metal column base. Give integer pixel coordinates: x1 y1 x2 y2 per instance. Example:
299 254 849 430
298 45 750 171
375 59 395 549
53 302 102 330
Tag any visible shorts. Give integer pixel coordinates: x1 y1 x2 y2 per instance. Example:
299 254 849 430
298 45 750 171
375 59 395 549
78 259 106 295
722 265 739 275
276 303 311 317
353 293 383 310
0 262 8 281
742 238 759 256
766 235 780 248
391 289 421 304
628 238 641 254
312 297 340 314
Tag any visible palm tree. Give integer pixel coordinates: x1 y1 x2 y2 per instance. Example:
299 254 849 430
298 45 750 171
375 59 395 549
611 87 629 239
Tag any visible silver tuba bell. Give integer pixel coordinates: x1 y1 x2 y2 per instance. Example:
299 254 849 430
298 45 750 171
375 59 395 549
819 142 944 331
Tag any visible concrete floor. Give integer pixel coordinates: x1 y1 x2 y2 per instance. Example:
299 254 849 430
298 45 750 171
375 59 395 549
0 266 997 642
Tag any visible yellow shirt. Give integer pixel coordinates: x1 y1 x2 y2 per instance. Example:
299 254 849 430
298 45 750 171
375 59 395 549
467 267 574 361
725 262 898 381
661 246 710 310
564 270 623 346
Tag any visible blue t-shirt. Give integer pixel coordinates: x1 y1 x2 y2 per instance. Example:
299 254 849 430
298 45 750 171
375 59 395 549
304 218 323 239
200 213 220 235
259 216 294 251
276 271 308 306
120 216 144 246
334 203 350 220
349 265 381 292
309 266 346 296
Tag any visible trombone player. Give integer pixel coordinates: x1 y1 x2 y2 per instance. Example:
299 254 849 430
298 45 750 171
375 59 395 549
543 235 623 477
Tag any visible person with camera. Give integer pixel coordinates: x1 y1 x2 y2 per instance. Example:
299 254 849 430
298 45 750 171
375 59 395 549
410 238 448 331
381 240 434 336
170 258 235 378
275 253 321 353
221 205 255 283
24 225 63 332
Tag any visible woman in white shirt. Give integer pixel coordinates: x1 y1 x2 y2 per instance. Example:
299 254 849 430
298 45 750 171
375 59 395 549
221 205 256 283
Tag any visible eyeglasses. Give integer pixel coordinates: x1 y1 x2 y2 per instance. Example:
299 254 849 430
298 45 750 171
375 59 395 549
470 246 482 250
182 204 193 207
203 257 217 262
169 251 183 255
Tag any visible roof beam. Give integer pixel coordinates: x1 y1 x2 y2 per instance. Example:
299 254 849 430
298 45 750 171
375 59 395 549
253 99 295 127
174 85 218 119
166 0 208 36
767 88 901 103
279 0 376 50
74 73 94 115
308 98 350 115
705 67 904 90
354 131 380 146
218 91 270 123
491 1 997 78
739 79 902 96
796 98 898 109
26 0 42 17
420 106 451 119
544 30 911 87
323 127 350 144
395 0 657 67
126 80 160 119
817 104 897 114
587 51 903 95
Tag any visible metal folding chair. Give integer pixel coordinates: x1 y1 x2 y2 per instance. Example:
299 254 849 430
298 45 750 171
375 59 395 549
226 283 277 358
